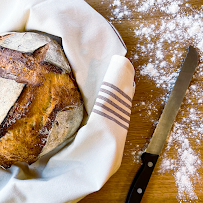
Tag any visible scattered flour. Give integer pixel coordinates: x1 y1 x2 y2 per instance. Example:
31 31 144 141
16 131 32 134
134 11 203 89
102 0 203 202
109 0 131 20
159 94 203 201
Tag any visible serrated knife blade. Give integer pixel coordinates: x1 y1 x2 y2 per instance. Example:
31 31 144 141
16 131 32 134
126 46 199 203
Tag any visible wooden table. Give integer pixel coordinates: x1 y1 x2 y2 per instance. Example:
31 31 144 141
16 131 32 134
80 1 203 202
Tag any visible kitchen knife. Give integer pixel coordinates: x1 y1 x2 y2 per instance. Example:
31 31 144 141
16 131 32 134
126 46 198 203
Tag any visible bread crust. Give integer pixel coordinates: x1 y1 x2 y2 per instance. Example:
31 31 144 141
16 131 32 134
0 32 83 169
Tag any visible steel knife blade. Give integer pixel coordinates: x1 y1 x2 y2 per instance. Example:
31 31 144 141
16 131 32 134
126 46 199 203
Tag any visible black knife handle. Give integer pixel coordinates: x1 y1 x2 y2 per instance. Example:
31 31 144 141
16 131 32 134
125 152 159 203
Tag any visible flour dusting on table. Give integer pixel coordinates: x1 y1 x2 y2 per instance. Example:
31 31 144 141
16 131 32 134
99 0 203 202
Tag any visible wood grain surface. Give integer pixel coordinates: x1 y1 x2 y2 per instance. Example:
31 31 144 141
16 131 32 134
80 1 203 202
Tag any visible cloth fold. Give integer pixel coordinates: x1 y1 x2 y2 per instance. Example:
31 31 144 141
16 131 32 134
0 0 135 202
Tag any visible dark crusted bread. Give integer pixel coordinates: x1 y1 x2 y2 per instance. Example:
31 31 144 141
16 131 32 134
0 32 83 169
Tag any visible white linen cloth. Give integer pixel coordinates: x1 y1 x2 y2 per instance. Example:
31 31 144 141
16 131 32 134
0 0 135 202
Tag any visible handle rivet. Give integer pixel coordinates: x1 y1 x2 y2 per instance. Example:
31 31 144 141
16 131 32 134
148 161 153 167
137 188 143 194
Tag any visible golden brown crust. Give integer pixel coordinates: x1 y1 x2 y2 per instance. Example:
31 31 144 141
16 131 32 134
0 36 83 169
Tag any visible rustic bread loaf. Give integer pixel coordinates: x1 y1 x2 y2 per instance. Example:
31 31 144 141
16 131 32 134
0 32 83 169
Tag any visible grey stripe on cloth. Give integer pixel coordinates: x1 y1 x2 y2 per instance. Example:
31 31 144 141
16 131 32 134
102 82 132 102
93 82 132 130
92 109 129 130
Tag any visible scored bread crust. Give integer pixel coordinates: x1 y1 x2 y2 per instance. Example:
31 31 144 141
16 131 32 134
0 32 83 169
